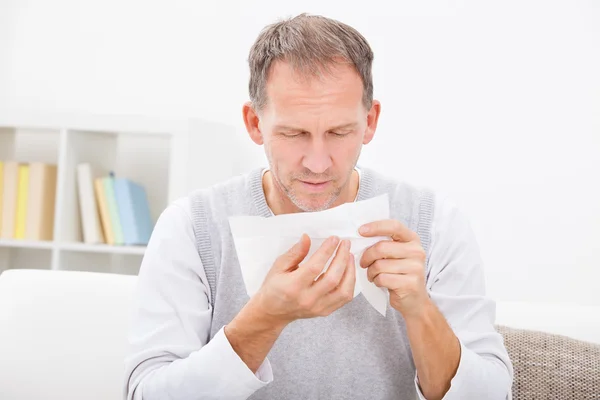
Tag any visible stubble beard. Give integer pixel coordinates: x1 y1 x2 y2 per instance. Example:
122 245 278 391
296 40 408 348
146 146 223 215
271 166 356 213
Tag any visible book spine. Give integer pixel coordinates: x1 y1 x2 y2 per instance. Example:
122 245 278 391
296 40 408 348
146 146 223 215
77 164 104 244
0 161 3 233
114 179 136 245
0 161 19 239
95 177 115 245
14 164 30 239
103 176 124 245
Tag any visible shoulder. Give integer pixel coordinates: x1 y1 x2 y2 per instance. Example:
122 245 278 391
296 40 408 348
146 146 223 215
359 165 436 203
429 190 476 244
359 166 439 232
150 196 195 242
358 166 474 256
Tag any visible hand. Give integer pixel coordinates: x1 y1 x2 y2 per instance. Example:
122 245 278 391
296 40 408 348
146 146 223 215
358 220 430 318
253 234 356 327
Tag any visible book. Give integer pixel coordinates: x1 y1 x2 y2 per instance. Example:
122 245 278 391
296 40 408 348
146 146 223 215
0 161 18 239
113 178 154 245
24 163 57 241
94 177 114 245
0 161 3 233
76 163 105 244
103 174 124 245
14 164 30 239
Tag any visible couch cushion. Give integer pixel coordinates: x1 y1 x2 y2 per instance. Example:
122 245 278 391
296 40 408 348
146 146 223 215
0 269 137 400
497 324 600 400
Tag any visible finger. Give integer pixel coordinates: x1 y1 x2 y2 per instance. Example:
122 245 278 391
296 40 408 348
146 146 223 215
319 252 357 315
359 219 419 243
372 272 404 291
360 240 403 268
276 234 310 272
369 259 424 283
338 251 356 299
296 235 340 282
311 239 351 296
366 259 405 282
360 241 425 269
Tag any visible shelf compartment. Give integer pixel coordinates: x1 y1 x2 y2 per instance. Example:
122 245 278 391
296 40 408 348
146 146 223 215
58 250 142 276
57 129 171 245
0 247 53 273
0 126 61 164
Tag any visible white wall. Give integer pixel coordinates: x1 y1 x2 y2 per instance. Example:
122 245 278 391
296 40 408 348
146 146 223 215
1 0 599 307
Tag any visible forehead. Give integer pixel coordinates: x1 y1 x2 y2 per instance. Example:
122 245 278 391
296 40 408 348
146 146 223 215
263 60 365 119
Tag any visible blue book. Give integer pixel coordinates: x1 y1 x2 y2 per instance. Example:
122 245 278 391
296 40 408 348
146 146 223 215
113 178 154 245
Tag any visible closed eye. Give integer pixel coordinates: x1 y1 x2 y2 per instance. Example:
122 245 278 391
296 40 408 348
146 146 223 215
330 131 352 137
280 131 306 137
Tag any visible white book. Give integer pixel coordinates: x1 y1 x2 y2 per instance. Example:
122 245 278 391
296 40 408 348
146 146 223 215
76 163 105 244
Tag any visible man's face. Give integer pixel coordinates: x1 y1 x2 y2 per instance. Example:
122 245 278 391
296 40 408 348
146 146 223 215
247 61 380 212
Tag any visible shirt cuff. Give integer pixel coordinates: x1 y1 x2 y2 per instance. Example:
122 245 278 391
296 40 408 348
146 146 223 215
414 339 474 400
212 326 273 393
255 352 274 382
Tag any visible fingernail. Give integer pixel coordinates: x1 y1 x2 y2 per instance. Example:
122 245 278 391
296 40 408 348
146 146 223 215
329 236 339 245
359 225 370 234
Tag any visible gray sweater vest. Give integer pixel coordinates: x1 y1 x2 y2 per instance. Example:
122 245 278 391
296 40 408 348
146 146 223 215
190 166 435 399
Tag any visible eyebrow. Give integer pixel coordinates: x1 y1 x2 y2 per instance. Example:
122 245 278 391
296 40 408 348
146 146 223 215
274 122 359 133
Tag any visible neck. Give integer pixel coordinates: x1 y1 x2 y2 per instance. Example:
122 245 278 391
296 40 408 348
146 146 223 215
263 169 359 215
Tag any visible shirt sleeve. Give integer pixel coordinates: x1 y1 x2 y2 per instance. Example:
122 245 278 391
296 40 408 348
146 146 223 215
414 193 514 400
123 198 273 400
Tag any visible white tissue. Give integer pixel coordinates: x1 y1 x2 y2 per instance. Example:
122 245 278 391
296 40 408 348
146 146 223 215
228 194 390 316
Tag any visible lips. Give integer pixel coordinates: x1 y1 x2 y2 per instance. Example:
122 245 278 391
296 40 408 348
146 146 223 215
299 180 331 191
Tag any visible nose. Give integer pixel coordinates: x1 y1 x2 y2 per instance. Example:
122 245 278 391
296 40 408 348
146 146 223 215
302 136 333 174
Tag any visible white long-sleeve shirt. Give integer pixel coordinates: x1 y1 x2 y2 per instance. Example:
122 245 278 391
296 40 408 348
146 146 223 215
124 169 513 400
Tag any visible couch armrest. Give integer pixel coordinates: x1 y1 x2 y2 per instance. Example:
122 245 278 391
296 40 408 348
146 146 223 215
496 324 600 399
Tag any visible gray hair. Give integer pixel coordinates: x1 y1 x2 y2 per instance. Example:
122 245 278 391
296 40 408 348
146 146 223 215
248 13 374 113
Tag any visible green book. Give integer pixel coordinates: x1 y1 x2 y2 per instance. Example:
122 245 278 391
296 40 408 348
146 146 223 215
103 173 124 245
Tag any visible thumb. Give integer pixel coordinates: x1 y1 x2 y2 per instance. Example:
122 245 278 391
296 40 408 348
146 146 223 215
276 234 311 272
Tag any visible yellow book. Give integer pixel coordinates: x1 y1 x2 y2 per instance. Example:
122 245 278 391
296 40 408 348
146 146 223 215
1 161 19 239
94 177 114 245
14 164 30 239
0 161 3 232
25 163 58 241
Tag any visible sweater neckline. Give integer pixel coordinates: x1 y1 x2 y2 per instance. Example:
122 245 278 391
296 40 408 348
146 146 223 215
249 165 373 217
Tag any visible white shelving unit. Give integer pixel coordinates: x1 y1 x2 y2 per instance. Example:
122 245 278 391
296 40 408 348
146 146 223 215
0 111 241 276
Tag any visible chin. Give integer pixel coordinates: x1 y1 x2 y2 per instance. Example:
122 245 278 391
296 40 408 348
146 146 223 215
290 192 338 212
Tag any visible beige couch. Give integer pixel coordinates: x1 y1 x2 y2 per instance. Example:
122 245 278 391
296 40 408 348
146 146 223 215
0 269 598 399
497 325 599 399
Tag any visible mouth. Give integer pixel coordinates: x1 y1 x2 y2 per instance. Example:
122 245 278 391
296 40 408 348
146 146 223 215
299 180 331 191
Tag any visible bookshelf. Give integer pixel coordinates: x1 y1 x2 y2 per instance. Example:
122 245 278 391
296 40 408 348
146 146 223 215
0 112 239 276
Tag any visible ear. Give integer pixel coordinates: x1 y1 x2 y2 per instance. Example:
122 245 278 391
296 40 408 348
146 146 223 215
243 102 263 145
363 99 381 145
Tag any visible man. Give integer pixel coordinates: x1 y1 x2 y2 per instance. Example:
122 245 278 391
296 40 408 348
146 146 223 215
124 13 513 400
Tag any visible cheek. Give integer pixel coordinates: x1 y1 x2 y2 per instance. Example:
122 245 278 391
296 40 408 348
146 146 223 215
331 137 362 162
268 140 303 168
271 141 291 156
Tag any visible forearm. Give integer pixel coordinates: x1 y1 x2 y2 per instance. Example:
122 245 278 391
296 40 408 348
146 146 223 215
128 326 273 400
225 296 288 373
404 299 461 400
